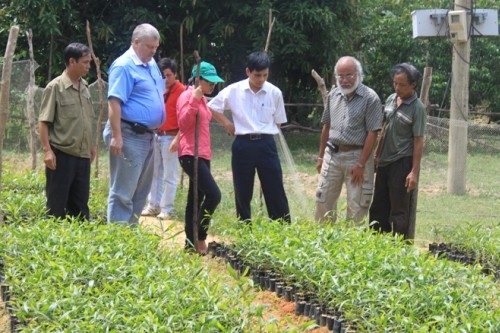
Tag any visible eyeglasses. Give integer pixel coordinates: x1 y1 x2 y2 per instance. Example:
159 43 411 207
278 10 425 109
335 73 356 80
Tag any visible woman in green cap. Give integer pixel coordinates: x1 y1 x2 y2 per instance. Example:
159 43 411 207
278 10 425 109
175 61 224 254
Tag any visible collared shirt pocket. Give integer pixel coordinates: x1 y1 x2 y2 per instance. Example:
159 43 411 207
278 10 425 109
396 111 413 125
58 98 78 118
395 110 414 136
258 106 274 124
82 92 94 118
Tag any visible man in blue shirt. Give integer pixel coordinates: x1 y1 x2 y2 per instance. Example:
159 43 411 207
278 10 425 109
103 23 165 224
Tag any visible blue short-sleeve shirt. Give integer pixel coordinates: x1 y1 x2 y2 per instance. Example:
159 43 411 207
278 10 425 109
108 48 165 128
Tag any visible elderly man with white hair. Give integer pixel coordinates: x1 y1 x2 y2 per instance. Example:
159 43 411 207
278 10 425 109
104 23 165 224
315 56 383 224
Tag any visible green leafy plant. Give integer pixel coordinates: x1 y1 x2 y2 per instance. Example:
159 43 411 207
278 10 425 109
213 218 500 332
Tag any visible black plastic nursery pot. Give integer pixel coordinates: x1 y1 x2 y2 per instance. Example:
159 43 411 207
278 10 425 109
428 242 499 279
275 281 285 297
1 284 9 302
211 241 360 332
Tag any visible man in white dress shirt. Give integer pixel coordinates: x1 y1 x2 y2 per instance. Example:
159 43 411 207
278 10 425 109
209 51 290 223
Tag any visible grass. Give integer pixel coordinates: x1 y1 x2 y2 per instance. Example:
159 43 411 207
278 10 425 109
1 125 498 249
416 151 500 248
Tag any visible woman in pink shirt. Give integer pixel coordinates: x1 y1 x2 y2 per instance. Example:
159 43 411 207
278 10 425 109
176 61 224 254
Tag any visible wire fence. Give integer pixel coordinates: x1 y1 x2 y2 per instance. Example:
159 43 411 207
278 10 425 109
2 60 499 227
425 115 500 155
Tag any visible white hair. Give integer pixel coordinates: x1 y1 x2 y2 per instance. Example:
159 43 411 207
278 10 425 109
131 23 160 43
335 56 364 83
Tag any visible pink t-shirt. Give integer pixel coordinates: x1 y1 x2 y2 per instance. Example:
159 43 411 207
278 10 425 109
176 86 212 160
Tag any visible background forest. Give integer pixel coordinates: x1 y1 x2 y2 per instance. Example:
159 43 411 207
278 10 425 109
0 0 499 126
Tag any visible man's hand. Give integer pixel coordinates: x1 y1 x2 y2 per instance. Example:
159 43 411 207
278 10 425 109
90 147 97 163
110 135 123 156
350 164 364 185
43 149 56 170
316 158 323 173
224 122 235 136
405 171 418 192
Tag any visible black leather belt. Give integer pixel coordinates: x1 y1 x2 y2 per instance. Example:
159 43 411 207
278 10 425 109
327 141 363 153
121 119 154 134
237 133 274 140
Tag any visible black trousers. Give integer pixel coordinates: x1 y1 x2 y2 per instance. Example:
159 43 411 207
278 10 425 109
45 149 91 220
369 156 414 239
179 156 221 247
231 135 290 223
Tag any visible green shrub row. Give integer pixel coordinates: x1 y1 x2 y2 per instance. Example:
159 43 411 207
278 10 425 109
0 219 266 332
211 218 500 332
0 168 108 222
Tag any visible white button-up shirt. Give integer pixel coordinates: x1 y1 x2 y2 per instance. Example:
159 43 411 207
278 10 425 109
208 79 287 135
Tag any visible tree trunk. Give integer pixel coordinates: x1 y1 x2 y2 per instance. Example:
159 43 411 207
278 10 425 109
48 33 53 82
0 25 20 222
311 69 328 107
264 9 275 53
420 66 432 107
26 29 38 170
86 20 105 178
180 24 185 84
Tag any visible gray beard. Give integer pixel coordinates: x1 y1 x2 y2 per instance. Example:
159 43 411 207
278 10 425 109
338 77 360 96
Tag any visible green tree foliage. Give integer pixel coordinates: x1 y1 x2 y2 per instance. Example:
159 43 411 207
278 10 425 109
358 0 500 114
176 0 356 124
0 0 498 126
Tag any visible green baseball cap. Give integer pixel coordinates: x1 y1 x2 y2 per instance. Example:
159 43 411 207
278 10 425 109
192 61 224 83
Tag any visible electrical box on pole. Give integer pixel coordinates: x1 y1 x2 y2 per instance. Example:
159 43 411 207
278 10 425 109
411 5 498 195
412 9 498 38
448 10 468 42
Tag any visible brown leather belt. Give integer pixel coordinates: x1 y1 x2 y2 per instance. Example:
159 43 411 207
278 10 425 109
157 129 178 136
338 144 363 152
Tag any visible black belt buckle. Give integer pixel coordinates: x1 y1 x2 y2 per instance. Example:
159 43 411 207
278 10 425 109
249 134 262 140
132 122 151 134
326 141 339 153
122 119 152 134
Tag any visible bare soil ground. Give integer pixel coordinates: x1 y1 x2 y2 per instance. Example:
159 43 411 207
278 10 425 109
0 301 9 333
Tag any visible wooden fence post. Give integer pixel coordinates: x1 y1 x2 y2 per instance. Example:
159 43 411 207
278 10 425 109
0 26 20 207
86 20 105 178
407 66 433 241
26 28 38 170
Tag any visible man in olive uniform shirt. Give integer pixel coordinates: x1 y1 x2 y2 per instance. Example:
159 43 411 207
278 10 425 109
39 43 96 220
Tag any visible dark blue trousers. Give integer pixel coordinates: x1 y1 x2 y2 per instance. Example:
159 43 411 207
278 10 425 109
179 156 221 247
231 135 290 223
45 148 90 220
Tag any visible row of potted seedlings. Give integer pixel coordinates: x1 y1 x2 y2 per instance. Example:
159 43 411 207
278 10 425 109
209 217 500 332
428 242 500 279
1 259 19 332
209 241 356 333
